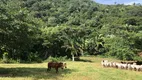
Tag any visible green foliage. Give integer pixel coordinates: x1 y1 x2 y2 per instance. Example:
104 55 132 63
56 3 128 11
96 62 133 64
102 24 142 60
1 52 18 63
46 56 68 62
27 52 42 63
0 0 142 62
2 52 9 63
0 0 41 62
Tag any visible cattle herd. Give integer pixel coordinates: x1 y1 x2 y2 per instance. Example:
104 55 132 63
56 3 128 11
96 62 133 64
101 60 142 71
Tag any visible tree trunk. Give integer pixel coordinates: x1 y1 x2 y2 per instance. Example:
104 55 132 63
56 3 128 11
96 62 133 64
72 54 75 61
44 50 48 59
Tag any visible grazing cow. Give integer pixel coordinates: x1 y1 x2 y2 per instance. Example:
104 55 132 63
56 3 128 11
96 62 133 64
47 62 67 73
101 60 108 67
140 65 142 71
116 63 122 69
127 64 131 70
108 62 113 67
121 64 128 69
134 65 141 71
112 62 117 68
130 63 136 70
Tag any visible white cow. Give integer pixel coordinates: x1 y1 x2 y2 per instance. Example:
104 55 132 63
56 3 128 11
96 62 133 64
101 60 108 67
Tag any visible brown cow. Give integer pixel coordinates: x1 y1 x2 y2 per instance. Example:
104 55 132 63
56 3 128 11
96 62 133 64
47 62 67 73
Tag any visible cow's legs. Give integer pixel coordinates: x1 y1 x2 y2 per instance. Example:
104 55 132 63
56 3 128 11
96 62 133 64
56 68 58 73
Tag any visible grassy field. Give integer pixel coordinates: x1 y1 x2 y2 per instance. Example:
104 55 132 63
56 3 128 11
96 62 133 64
0 56 142 80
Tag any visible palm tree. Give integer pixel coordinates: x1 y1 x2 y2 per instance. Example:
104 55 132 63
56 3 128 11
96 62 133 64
62 27 83 61
63 38 83 61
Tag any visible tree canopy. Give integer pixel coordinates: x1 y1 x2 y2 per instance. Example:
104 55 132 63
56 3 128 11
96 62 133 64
0 0 142 62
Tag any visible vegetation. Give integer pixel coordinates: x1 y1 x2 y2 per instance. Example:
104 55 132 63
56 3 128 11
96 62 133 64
0 0 142 62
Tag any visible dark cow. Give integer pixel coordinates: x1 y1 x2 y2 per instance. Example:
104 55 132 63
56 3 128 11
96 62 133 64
47 62 67 73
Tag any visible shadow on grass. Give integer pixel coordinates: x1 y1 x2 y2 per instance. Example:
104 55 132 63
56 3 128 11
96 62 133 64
0 67 77 79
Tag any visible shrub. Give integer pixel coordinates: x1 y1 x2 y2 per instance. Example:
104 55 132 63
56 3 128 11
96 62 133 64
2 52 9 63
104 37 136 60
45 56 68 62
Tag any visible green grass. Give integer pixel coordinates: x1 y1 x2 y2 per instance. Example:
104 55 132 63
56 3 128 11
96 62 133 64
0 56 142 80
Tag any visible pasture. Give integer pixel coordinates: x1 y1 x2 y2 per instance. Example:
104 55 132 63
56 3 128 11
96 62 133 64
0 56 142 80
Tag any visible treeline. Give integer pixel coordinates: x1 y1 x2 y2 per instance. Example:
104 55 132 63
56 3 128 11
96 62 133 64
0 0 142 62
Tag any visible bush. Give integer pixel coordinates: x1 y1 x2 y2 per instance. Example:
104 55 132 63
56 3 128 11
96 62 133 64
104 37 136 60
35 58 43 63
27 52 43 63
106 47 135 60
1 58 18 63
133 56 142 61
45 56 68 62
2 52 9 63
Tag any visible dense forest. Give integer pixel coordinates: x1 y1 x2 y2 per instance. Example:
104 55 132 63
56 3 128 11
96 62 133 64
0 0 142 63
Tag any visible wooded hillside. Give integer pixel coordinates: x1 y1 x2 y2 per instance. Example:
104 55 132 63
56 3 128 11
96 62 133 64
0 0 142 62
